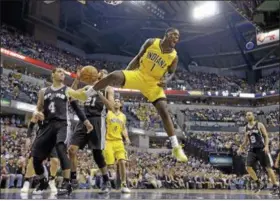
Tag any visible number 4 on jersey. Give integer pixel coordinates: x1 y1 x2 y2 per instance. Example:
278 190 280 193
48 101 55 113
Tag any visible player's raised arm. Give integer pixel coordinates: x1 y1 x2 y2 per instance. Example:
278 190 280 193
97 86 115 111
71 67 82 90
258 122 270 153
66 86 96 102
126 38 154 71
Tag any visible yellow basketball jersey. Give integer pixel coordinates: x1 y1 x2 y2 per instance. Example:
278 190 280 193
106 110 126 141
139 38 177 80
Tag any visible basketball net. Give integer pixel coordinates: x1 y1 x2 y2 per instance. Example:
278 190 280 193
104 0 123 6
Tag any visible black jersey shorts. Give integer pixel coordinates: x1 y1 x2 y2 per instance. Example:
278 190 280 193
70 116 106 150
246 148 274 168
31 120 67 158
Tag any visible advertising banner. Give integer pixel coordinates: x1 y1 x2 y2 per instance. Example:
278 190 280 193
209 155 233 167
1 99 11 107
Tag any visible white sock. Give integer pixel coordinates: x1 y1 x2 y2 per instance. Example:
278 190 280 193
170 136 179 148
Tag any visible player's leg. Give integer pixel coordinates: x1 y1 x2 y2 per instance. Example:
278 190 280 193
115 142 130 193
21 157 35 193
246 152 262 192
93 70 144 91
55 123 72 195
152 98 187 162
48 148 59 193
68 122 89 188
259 152 279 194
68 145 79 181
93 70 125 90
90 117 111 193
31 125 56 194
92 149 111 193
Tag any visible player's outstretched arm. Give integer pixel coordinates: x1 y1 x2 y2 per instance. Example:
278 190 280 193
126 38 154 71
97 86 115 111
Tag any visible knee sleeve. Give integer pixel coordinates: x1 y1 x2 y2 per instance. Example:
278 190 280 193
93 150 106 169
56 143 70 170
33 157 45 175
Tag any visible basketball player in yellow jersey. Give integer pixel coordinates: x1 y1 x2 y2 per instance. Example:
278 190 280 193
104 98 131 193
93 28 187 162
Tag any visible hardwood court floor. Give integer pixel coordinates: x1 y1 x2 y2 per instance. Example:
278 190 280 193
0 189 279 199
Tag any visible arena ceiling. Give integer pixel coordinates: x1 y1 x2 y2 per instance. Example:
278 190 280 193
60 1 279 70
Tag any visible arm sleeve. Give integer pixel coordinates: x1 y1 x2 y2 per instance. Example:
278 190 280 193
70 100 87 122
27 122 35 138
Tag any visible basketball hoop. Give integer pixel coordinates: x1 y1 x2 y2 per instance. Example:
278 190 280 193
104 0 123 6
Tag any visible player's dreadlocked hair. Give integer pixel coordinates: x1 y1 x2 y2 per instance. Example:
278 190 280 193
165 27 178 36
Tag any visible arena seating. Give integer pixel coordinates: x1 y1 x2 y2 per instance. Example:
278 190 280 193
1 24 279 93
1 122 260 190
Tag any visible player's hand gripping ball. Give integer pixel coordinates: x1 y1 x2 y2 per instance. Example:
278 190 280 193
80 66 99 85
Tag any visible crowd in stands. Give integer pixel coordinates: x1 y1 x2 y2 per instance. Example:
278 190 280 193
1 73 40 104
187 131 279 159
1 118 279 190
182 108 279 127
1 24 280 93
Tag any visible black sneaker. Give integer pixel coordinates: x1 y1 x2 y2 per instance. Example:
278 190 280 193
57 182 72 196
99 181 111 194
71 179 79 190
270 186 280 196
33 178 48 195
254 181 263 193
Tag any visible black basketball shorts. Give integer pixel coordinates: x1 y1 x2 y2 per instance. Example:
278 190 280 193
31 120 67 158
246 149 274 168
70 116 106 150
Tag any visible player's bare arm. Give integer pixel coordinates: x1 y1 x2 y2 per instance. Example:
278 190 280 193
126 39 154 71
71 67 82 90
34 88 45 120
70 100 93 133
158 56 178 87
122 116 130 145
258 122 270 153
96 87 115 112
237 130 249 154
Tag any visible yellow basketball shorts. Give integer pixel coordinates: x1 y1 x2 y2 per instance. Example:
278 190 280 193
122 70 166 103
103 140 127 165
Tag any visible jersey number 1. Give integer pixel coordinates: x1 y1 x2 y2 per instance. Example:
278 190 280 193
48 101 55 113
150 63 156 71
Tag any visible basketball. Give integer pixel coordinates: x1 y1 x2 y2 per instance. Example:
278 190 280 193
80 65 99 84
